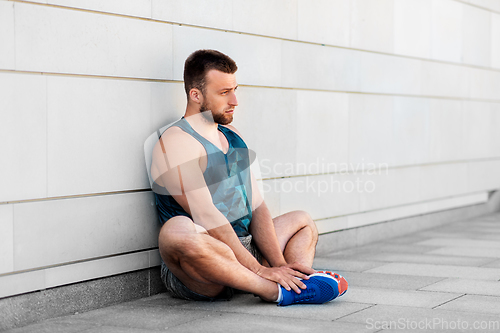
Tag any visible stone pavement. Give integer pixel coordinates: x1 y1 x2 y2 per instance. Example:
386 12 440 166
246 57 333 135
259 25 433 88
4 212 500 333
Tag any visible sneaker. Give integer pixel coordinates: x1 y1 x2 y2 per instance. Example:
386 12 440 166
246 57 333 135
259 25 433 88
316 270 348 296
278 272 345 306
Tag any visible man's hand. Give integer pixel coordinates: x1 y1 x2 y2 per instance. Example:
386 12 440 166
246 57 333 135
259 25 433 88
255 263 317 294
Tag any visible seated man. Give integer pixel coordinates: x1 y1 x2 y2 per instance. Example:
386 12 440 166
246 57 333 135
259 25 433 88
148 49 347 306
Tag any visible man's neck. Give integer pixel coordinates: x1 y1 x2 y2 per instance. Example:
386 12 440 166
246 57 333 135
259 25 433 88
184 107 219 139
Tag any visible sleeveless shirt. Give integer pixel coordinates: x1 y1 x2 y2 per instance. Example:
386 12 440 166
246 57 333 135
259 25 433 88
152 117 253 237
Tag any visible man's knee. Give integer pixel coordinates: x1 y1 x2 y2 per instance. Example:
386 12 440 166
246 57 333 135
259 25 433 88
159 216 234 262
296 210 318 242
159 216 198 259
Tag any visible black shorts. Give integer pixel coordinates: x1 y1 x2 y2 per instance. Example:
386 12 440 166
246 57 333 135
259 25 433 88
160 234 263 301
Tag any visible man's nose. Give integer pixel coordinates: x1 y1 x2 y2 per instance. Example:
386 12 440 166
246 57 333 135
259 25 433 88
230 92 238 106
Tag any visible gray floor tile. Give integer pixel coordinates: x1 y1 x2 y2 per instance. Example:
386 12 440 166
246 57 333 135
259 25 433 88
66 305 212 330
436 295 500 315
421 278 500 296
417 231 500 241
111 293 190 308
176 293 372 321
356 243 441 255
340 271 444 291
168 312 378 333
79 326 167 333
313 258 385 272
365 263 500 280
341 287 461 308
429 247 500 258
482 259 500 268
384 235 430 244
338 304 500 331
345 252 493 267
1 320 94 333
416 238 500 248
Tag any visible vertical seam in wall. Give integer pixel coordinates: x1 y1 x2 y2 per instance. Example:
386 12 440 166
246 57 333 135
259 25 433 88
12 1 16 68
392 0 395 56
45 75 48 198
391 0 395 54
346 93 351 171
430 0 434 61
295 0 298 42
171 22 174 82
348 0 353 48
12 203 15 273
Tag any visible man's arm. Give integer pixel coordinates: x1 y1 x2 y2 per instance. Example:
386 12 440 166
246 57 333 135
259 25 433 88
248 171 287 267
152 128 308 292
249 171 316 276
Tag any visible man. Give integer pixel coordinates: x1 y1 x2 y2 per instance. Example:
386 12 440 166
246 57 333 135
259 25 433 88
148 49 347 305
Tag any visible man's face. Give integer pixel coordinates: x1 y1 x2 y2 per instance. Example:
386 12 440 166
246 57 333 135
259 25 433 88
199 69 238 125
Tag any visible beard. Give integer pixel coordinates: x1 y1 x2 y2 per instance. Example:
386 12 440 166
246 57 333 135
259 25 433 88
200 100 234 125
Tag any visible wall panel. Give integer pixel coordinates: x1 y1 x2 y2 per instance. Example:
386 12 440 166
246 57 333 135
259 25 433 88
0 72 47 202
14 2 172 78
0 1 15 69
12 192 158 272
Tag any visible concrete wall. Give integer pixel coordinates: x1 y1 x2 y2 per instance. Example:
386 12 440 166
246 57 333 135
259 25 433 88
1 0 500 299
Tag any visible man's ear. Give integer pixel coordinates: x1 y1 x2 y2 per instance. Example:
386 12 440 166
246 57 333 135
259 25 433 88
189 88 203 104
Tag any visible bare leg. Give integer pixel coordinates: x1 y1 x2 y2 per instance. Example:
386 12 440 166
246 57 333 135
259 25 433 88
159 216 279 301
271 210 318 267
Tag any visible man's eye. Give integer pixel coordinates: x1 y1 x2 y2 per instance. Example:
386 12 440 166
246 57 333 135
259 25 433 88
221 91 228 95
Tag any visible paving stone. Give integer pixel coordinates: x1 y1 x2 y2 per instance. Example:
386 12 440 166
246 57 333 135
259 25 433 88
66 304 212 330
338 304 500 332
111 293 189 308
482 259 500 268
417 231 500 240
306 243 439 262
365 263 500 280
384 235 430 244
436 295 500 315
312 258 385 272
341 287 461 308
355 252 493 267
429 247 500 258
1 319 94 333
175 293 372 321
421 278 500 296
80 326 167 333
167 312 378 333
417 238 500 248
355 243 441 255
340 271 444 291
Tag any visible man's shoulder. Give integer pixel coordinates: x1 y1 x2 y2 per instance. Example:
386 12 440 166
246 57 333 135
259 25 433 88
152 125 201 162
221 124 244 139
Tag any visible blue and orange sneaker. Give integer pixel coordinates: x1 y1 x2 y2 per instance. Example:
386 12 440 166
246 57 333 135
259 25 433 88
316 270 348 296
277 272 348 306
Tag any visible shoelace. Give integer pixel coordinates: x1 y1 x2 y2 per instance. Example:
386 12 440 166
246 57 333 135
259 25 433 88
293 287 317 302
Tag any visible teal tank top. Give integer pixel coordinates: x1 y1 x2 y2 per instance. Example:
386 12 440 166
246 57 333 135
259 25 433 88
152 117 253 237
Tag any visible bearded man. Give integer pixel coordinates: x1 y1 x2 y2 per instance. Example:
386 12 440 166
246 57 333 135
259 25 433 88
149 49 347 305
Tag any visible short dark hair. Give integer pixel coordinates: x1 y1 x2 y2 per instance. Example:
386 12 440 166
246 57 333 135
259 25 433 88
183 49 238 97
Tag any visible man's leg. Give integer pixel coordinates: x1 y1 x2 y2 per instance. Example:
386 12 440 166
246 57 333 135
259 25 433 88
271 210 318 267
158 216 279 301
